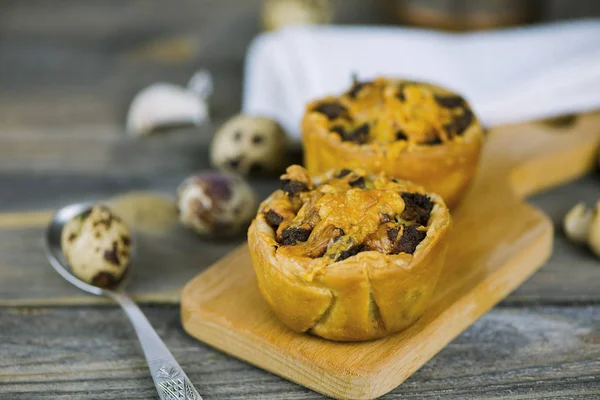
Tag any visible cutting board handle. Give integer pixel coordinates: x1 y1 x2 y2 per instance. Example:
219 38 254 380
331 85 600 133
486 112 600 198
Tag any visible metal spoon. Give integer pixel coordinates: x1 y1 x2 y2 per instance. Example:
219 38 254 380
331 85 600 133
44 202 201 400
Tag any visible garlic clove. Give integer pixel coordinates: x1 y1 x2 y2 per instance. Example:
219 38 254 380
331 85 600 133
563 202 593 244
587 201 600 258
126 83 209 137
187 69 214 100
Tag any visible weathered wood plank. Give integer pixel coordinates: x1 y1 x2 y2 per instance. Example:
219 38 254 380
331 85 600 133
0 305 598 399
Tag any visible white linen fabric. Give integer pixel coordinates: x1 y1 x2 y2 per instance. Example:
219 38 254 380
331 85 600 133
242 20 600 139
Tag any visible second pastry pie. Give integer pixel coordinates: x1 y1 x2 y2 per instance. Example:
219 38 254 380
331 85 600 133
302 77 485 208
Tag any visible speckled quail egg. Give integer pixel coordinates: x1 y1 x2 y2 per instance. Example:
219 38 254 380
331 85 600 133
61 205 132 288
210 114 287 176
177 171 258 237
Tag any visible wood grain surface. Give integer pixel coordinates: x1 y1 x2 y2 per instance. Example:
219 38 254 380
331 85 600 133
181 115 600 399
1 305 598 399
1 0 600 399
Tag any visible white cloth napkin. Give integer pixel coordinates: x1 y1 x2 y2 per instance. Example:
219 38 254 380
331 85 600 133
242 19 600 139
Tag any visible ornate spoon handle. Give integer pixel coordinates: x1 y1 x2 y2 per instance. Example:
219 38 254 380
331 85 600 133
109 291 202 400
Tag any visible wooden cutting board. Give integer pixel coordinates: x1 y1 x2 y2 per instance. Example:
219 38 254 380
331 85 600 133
181 113 600 400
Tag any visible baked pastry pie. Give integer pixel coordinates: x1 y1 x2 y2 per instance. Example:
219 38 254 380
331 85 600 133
248 165 451 341
302 77 484 208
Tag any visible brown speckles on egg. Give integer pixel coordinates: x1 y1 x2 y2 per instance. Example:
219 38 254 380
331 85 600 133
92 211 121 230
190 198 213 225
313 102 350 120
210 114 287 176
200 173 233 201
177 171 258 237
121 235 131 246
103 241 121 266
91 271 119 289
227 158 241 169
80 209 93 221
252 134 264 145
248 163 263 175
61 205 131 286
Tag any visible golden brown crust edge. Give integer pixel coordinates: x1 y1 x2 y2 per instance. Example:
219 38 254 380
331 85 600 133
247 187 451 342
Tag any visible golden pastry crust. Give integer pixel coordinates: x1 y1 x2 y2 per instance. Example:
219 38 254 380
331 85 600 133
302 77 484 208
248 165 451 341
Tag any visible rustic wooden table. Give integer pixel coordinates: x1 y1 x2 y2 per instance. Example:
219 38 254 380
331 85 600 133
1 1 599 399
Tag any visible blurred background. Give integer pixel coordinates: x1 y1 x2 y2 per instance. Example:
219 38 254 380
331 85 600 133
1 0 600 130
0 0 599 211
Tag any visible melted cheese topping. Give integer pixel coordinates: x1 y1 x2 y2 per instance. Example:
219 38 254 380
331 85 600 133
313 77 473 145
261 166 437 265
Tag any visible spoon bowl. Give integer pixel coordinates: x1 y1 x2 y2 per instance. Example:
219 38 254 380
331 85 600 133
44 202 201 400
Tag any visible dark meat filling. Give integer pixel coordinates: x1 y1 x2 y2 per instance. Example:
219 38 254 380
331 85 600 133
349 176 365 189
331 125 346 138
401 192 434 226
391 225 427 255
341 123 370 144
395 130 408 141
336 168 352 178
336 244 370 261
282 179 309 195
387 226 399 242
265 210 283 229
280 227 311 245
313 102 350 120
444 109 473 136
425 136 443 145
434 95 466 109
346 78 371 99
272 168 433 261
